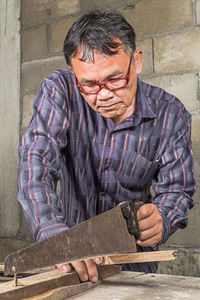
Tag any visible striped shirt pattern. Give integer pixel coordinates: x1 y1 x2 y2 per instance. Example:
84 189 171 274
18 68 196 273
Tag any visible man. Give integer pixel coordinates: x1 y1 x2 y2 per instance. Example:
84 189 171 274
18 10 196 283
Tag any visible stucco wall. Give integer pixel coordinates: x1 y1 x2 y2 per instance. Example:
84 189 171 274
1 0 200 276
0 0 24 258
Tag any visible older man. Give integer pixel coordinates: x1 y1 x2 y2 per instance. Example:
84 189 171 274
18 10 196 282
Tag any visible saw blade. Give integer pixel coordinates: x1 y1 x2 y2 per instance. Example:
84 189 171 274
4 203 137 275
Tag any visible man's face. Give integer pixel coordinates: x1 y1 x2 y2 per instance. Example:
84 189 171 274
70 47 143 125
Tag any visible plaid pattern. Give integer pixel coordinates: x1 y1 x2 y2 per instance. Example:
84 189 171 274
18 68 196 273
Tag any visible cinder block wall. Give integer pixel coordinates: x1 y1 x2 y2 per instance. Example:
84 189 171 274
3 0 199 275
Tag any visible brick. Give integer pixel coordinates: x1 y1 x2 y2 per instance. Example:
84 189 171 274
143 73 198 113
191 118 200 160
22 95 35 129
193 159 200 204
154 28 200 73
22 56 66 95
121 0 193 37
81 0 125 11
136 38 153 75
22 25 47 61
197 0 200 25
18 213 34 241
0 238 32 262
193 159 200 199
50 17 76 53
22 0 81 26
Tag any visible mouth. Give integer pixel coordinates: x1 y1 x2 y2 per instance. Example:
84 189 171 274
98 102 120 110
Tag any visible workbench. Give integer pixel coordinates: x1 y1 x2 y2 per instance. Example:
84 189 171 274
1 265 200 299
69 271 200 300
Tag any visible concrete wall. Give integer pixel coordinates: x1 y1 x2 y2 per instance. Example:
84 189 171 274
0 0 31 260
1 0 199 276
129 0 200 276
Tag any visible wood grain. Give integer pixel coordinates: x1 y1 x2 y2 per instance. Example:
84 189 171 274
23 282 101 300
0 265 121 300
0 264 4 273
100 250 177 265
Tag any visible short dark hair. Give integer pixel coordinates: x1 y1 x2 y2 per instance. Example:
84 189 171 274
63 10 136 66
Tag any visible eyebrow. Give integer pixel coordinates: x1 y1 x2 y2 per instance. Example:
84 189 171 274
79 70 124 84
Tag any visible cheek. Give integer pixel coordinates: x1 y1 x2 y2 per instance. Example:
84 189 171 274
127 77 137 100
117 89 134 105
117 75 137 103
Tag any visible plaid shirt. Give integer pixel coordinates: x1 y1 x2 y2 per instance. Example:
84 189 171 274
18 68 196 273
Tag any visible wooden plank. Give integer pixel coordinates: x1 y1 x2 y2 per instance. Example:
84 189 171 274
0 269 79 300
23 266 121 300
100 250 177 265
0 265 121 300
0 276 13 282
0 264 4 273
22 282 101 300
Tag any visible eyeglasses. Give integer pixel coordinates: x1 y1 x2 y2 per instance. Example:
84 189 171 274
75 55 132 95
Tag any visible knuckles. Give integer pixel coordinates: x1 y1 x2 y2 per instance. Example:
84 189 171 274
137 203 156 218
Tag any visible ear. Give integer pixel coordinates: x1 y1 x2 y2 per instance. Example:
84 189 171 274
133 49 143 75
68 65 74 74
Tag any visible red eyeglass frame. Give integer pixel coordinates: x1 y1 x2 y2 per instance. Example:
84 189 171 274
75 54 132 95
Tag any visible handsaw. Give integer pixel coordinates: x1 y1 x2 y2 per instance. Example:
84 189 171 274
4 201 141 276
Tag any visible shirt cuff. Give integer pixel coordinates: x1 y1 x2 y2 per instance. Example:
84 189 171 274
159 212 178 244
34 220 69 242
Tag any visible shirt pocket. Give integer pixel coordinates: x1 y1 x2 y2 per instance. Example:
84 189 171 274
118 151 160 189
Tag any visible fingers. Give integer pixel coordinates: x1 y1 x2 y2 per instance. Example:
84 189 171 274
57 257 102 283
137 203 157 221
84 259 98 282
57 263 71 273
137 225 162 247
137 204 163 247
72 258 102 282
93 257 102 264
71 260 89 282
138 209 163 232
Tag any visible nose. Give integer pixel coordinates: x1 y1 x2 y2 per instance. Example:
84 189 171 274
97 85 113 100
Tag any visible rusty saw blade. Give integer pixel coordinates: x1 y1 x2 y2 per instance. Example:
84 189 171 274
4 201 140 276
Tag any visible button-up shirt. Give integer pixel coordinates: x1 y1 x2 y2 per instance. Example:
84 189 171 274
18 68 196 273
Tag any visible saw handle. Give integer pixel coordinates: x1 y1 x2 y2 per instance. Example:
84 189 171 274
120 201 144 241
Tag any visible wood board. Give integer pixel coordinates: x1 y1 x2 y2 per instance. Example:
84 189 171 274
0 265 121 300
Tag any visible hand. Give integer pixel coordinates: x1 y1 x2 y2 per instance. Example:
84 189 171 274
57 257 102 282
136 204 163 247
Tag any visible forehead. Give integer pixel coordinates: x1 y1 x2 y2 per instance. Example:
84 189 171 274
71 47 131 82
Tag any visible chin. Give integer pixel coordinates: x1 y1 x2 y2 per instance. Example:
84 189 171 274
100 111 118 119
